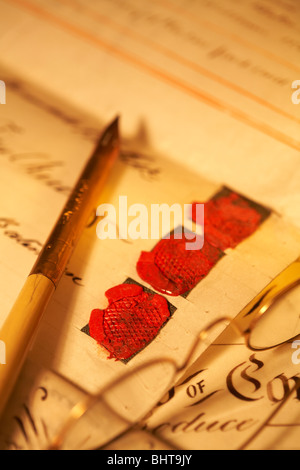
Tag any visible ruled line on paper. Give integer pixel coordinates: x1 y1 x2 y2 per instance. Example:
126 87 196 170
153 0 300 75
5 0 300 152
54 0 300 126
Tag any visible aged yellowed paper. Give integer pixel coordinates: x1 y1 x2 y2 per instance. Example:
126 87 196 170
0 0 299 450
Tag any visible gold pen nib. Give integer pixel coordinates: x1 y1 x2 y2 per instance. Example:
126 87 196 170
94 116 120 154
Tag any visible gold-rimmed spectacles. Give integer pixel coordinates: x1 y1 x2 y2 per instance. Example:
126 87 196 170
47 256 300 450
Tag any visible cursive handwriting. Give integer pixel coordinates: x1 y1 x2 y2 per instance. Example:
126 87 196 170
0 217 42 255
0 217 83 285
146 351 300 443
120 150 160 180
9 152 72 196
151 412 258 435
3 386 50 450
227 354 300 403
4 79 100 142
0 118 72 196
64 268 84 286
252 2 297 30
158 353 300 411
207 46 289 86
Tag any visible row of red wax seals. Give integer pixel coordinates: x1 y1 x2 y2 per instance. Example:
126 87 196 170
87 187 270 361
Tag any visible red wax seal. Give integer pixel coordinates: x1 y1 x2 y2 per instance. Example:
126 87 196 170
136 235 222 296
89 284 171 361
137 190 265 297
192 191 263 251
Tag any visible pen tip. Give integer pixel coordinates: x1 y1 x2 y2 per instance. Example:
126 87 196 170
107 115 120 138
97 116 120 151
109 115 120 131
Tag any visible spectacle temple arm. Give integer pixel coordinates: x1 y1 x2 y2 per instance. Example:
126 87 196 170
222 258 300 345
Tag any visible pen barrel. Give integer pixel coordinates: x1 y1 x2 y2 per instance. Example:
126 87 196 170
30 120 120 287
0 274 55 418
0 117 119 420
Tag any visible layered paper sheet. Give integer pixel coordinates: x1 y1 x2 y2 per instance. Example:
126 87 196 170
0 0 299 450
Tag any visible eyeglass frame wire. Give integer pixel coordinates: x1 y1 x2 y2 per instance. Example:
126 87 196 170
48 257 300 450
